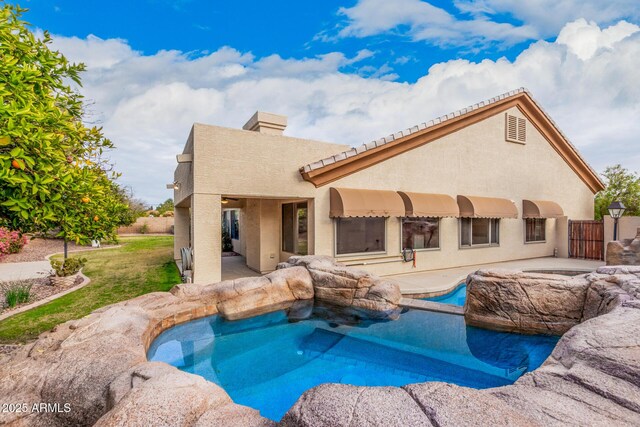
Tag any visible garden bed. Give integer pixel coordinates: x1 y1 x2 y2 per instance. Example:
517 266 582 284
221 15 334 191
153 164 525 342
0 276 83 315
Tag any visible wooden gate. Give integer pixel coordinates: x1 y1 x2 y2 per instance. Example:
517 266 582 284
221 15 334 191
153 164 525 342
568 220 604 260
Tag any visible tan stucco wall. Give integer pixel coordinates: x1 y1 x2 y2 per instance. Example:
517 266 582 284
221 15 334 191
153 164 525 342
311 107 595 276
192 123 349 198
177 107 596 283
174 127 194 207
174 207 190 261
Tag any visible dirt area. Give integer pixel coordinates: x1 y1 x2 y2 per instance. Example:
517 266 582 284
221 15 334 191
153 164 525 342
0 237 112 263
0 276 83 314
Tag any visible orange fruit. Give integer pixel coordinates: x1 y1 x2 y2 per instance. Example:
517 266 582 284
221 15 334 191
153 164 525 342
81 197 90 203
93 215 99 222
11 159 21 169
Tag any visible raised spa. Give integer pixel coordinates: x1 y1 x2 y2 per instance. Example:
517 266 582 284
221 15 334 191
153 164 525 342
148 306 558 421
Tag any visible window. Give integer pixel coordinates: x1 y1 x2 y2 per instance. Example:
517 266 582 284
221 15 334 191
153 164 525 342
282 202 308 255
336 217 385 255
402 218 439 250
230 210 239 240
525 218 545 242
460 218 499 247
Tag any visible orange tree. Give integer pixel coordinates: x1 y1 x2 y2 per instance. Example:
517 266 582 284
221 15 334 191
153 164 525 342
0 5 134 252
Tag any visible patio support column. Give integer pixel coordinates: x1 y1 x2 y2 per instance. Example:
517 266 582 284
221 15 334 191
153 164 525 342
191 193 221 284
174 206 190 261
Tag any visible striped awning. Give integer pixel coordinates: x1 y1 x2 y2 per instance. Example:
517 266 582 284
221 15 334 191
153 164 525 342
523 200 564 219
398 192 459 217
457 195 518 219
329 187 405 218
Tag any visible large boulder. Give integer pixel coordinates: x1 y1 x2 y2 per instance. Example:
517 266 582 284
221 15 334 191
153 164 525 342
0 292 273 427
171 266 313 320
96 362 274 427
606 227 640 266
278 256 401 315
464 269 590 334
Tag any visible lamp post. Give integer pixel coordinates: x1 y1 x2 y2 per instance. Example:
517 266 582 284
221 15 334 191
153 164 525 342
607 201 626 241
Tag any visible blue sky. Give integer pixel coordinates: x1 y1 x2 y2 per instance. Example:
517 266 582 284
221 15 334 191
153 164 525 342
18 0 640 204
26 0 537 82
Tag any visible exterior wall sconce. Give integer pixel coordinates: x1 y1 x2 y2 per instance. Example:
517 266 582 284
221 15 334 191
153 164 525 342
608 201 626 241
166 182 180 190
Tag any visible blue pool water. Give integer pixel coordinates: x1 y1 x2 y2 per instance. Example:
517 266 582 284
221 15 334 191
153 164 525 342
148 306 558 421
424 284 467 306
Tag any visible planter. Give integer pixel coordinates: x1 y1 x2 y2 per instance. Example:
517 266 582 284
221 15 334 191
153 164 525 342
50 274 78 287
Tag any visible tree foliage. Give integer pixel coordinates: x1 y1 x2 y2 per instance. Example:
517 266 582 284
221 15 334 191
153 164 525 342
594 164 640 220
0 5 136 244
155 198 174 215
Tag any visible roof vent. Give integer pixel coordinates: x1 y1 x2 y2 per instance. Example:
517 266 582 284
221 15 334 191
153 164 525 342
242 111 287 135
505 113 526 144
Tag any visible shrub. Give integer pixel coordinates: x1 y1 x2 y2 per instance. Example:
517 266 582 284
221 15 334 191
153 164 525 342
4 282 32 307
50 257 86 277
0 228 28 257
222 226 233 252
161 211 174 217
140 223 150 234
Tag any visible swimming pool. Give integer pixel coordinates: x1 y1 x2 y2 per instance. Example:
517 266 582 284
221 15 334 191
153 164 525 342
424 284 467 306
148 305 558 421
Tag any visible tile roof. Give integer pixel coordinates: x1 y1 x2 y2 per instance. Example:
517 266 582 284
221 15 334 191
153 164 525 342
300 88 600 186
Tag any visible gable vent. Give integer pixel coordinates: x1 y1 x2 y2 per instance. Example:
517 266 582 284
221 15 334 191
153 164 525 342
505 113 526 144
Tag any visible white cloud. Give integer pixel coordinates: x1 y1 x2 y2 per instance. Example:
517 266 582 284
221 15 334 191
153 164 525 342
334 0 639 49
556 19 639 59
455 0 640 38
333 0 537 48
49 20 640 204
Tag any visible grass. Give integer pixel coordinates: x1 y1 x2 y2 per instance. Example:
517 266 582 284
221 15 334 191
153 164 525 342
0 236 181 343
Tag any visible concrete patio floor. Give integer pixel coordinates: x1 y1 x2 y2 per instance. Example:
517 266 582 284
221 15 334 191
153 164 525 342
221 255 262 281
385 257 604 296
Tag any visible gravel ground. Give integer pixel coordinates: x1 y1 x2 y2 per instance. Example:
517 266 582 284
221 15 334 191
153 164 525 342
0 276 83 313
0 237 112 263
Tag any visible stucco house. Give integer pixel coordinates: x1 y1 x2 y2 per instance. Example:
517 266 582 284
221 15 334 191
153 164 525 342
172 88 604 284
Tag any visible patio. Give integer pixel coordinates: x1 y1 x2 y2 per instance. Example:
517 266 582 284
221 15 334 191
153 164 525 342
386 256 603 296
221 255 261 281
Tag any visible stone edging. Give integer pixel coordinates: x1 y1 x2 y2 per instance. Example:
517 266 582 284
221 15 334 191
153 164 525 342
0 271 91 322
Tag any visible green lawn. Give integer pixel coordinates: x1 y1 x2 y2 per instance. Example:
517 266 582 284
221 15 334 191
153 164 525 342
0 236 181 344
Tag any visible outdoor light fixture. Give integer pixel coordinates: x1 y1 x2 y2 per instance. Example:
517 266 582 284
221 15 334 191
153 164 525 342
221 198 229 204
165 182 180 190
607 201 626 241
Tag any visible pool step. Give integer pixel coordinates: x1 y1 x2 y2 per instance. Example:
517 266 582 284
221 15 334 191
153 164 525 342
400 298 465 315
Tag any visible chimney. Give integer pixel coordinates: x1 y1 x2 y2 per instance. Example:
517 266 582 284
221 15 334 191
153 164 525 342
242 111 287 136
